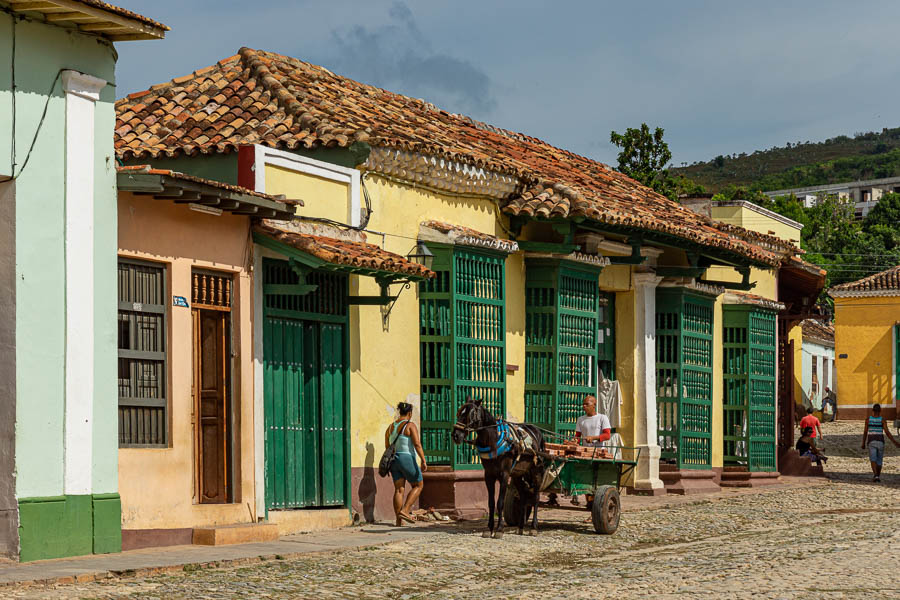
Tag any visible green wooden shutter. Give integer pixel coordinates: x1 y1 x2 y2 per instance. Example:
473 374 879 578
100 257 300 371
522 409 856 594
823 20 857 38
598 292 616 381
896 323 900 401
722 307 749 467
721 305 777 472
656 288 714 469
747 310 777 471
419 246 506 469
525 261 600 435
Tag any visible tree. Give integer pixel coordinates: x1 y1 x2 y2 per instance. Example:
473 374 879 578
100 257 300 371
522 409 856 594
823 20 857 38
610 123 677 200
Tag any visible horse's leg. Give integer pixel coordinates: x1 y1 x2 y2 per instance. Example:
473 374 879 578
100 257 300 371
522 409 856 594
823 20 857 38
516 480 526 536
483 472 495 538
528 472 540 536
494 472 507 538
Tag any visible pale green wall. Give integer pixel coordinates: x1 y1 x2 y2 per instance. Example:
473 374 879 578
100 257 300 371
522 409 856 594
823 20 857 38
0 14 118 498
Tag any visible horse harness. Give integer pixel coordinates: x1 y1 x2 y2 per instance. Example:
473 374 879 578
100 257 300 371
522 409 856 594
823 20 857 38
454 419 540 462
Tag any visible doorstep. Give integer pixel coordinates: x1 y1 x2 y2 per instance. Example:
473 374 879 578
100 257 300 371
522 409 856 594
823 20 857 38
192 523 279 546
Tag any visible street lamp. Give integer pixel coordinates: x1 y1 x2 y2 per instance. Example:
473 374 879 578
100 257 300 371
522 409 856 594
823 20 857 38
406 240 434 270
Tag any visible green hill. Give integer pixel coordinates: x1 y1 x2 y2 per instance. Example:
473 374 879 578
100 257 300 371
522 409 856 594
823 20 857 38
672 127 900 192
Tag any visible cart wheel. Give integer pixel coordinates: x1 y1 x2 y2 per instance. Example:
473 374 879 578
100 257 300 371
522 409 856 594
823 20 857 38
503 487 523 527
591 485 620 535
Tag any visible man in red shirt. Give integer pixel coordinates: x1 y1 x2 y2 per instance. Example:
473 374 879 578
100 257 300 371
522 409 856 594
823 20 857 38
799 407 823 440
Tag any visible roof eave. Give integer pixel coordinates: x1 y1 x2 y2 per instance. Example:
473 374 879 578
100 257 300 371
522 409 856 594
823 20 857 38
117 171 295 220
4 0 167 40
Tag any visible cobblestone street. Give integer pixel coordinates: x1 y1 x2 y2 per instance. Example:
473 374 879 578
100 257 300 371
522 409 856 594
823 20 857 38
10 420 900 600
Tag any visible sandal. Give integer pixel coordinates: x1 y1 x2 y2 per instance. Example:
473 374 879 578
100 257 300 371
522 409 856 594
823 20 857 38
398 512 416 524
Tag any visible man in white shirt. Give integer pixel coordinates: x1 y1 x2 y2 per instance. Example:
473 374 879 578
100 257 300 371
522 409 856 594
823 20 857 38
571 395 612 448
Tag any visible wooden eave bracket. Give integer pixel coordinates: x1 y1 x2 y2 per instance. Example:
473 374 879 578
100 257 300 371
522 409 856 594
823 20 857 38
348 277 403 306
607 238 647 265
119 172 294 219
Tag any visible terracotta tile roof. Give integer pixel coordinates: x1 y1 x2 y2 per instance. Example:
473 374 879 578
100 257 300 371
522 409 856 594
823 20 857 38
828 265 900 296
801 319 834 345
419 221 518 253
115 47 779 266
117 165 299 204
254 221 434 279
721 291 785 312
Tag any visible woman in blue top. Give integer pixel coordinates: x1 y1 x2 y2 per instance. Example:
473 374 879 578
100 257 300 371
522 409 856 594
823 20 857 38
861 403 899 482
384 402 427 526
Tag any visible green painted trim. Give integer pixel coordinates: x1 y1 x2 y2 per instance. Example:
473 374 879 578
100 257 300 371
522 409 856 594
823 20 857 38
17 494 122 561
92 494 122 554
18 495 91 562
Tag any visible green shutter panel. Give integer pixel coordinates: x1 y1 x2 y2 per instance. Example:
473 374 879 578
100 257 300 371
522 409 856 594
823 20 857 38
525 261 600 435
598 292 616 381
721 305 777 472
419 246 506 469
896 323 900 401
656 289 713 469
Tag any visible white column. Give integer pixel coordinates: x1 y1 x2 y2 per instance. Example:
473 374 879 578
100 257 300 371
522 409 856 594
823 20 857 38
62 70 106 496
632 272 664 492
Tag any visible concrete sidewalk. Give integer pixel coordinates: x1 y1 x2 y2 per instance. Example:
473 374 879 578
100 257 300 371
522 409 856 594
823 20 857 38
0 524 448 588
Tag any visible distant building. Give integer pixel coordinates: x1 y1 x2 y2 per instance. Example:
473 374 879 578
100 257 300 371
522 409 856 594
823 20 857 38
800 319 835 412
828 266 900 420
681 197 803 247
763 175 900 219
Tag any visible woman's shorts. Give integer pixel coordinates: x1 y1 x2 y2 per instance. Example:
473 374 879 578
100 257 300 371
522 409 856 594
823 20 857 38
869 440 885 466
390 452 422 483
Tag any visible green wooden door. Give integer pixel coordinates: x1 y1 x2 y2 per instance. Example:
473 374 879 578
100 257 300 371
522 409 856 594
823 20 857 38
656 289 714 469
263 259 348 510
419 246 506 469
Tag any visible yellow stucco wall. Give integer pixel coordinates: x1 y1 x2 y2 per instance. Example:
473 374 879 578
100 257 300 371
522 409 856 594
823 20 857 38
833 296 900 411
266 164 351 224
711 204 802 248
263 167 524 469
118 193 257 530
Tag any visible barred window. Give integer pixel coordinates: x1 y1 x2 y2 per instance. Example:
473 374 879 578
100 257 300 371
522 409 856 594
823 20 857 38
118 259 167 447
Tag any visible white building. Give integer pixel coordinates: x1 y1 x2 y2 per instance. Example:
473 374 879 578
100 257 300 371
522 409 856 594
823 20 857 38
764 175 900 218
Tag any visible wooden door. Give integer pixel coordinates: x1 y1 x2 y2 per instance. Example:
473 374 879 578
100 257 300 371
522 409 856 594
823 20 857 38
194 309 230 503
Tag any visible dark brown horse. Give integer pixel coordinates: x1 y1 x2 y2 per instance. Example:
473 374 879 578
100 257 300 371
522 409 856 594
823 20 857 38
451 396 545 537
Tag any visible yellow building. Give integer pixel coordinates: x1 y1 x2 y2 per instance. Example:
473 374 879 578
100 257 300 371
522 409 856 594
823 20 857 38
113 48 824 534
829 266 900 421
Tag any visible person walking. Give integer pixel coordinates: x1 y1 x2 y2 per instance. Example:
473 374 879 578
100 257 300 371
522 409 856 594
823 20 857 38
799 407 823 441
861 404 899 482
384 402 427 526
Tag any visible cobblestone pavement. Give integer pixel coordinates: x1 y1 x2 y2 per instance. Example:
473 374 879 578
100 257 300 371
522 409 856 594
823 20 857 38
11 420 900 600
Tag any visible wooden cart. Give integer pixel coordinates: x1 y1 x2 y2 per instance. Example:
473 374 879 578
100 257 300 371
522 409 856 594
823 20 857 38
504 444 639 535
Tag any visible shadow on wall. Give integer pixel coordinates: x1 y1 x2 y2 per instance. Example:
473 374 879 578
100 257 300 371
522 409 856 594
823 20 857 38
856 328 892 406
358 443 377 523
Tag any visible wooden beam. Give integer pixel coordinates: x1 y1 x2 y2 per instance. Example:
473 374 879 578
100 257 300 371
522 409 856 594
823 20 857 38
45 12 101 22
10 2 57 11
79 22 131 32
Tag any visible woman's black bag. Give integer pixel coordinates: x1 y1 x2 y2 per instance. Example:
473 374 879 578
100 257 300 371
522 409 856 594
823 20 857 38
378 420 411 478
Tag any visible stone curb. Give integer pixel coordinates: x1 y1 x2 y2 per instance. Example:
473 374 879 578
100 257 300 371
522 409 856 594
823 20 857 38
0 540 403 589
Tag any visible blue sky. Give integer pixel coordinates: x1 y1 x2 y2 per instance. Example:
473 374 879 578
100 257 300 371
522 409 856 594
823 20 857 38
113 1 900 166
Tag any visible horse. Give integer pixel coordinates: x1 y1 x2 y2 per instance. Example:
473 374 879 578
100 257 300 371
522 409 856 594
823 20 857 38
451 396 545 537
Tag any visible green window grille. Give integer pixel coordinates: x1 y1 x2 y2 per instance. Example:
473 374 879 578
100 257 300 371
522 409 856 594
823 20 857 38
419 246 506 469
118 258 167 447
656 288 714 469
722 305 777 471
524 260 600 435
895 324 900 401
598 292 616 381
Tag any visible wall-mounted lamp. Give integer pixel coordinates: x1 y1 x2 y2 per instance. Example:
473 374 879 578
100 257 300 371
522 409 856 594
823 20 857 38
406 240 434 270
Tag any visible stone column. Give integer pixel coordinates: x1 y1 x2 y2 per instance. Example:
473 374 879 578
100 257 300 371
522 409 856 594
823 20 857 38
632 272 664 493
